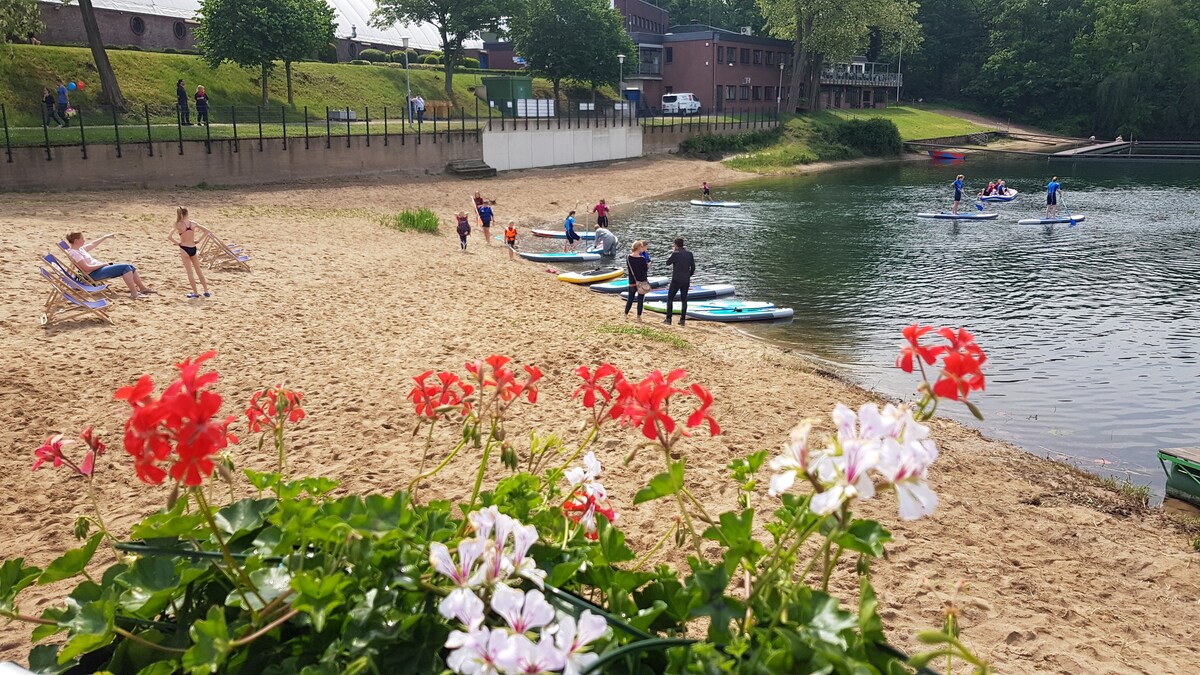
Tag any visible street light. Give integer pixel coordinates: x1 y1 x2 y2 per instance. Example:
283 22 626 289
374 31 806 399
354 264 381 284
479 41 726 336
776 60 785 118
401 35 412 125
617 54 626 118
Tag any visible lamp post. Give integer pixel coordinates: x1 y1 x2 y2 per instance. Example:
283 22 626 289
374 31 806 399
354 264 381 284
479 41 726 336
776 60 785 118
401 35 412 125
617 53 626 118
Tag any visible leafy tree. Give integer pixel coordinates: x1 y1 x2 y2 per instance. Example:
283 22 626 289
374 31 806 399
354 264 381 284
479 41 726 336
58 0 127 110
371 0 511 100
660 0 768 34
508 0 635 103
196 0 334 107
759 0 920 111
1 0 43 56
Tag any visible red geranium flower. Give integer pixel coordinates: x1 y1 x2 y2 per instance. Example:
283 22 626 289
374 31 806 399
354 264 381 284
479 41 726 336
247 386 306 433
574 364 618 409
896 324 947 373
407 370 473 420
78 426 106 476
616 369 687 441
685 384 721 436
933 351 986 401
32 434 74 472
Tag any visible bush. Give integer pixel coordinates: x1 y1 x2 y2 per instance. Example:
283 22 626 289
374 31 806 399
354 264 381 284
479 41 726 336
678 127 783 160
349 59 370 66
163 47 178 54
359 48 389 63
380 207 439 233
123 44 143 51
419 54 442 65
318 42 338 63
461 57 480 69
389 49 417 64
834 118 902 156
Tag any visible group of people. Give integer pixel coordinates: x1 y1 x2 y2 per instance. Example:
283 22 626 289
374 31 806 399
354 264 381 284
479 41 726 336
624 237 695 326
41 79 72 128
176 79 210 126
61 206 215 300
458 191 518 256
950 174 1068 217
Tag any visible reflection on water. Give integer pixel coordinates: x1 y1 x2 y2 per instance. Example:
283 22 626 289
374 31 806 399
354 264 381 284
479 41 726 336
615 158 1200 490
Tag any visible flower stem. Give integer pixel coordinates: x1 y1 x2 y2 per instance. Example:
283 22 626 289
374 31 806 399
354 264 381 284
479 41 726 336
410 421 437 502
114 627 187 653
193 490 266 614
674 491 703 556
230 609 299 647
407 435 467 494
464 426 498 517
820 544 843 591
632 520 677 571
557 425 599 473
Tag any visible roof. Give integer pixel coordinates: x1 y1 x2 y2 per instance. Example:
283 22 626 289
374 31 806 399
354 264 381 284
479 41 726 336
63 0 478 50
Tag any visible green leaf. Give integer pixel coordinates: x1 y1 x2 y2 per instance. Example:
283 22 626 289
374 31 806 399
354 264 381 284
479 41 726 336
858 578 885 643
0 558 42 612
130 502 206 540
593 517 635 565
626 599 668 632
58 596 116 662
227 566 291 611
136 662 181 675
243 469 280 493
214 498 278 538
916 629 957 645
703 509 767 574
183 605 231 675
108 628 178 674
835 520 893 558
633 460 685 504
291 571 350 633
39 533 103 585
28 644 76 675
547 559 584 587
116 557 180 613
909 649 955 669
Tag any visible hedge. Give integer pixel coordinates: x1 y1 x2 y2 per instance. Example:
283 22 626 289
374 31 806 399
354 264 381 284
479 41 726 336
833 118 902 156
358 48 390 63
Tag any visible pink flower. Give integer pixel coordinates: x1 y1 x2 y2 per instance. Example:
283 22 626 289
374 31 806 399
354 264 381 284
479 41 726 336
32 434 75 473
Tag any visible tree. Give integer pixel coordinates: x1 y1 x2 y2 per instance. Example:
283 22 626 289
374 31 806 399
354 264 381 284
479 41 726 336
758 0 920 111
279 0 336 105
1 0 43 55
508 0 635 103
660 0 767 34
196 0 333 107
58 0 127 110
371 0 511 99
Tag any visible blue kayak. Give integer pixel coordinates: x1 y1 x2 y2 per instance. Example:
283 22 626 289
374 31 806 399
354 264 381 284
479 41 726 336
589 276 668 294
916 212 999 220
518 251 602 263
620 283 735 302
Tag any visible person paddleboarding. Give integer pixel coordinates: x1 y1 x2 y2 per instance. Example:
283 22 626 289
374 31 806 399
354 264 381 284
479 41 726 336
701 181 712 202
1045 176 1063 218
951 174 965 215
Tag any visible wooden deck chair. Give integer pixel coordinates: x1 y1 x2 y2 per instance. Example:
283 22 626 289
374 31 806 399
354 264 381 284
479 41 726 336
39 268 114 327
58 240 108 288
196 231 251 271
42 252 115 299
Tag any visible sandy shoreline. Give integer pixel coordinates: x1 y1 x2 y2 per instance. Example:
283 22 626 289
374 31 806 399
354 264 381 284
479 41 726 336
2 155 1197 672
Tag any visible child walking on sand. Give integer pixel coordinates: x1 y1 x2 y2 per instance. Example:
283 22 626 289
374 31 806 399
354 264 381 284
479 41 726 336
504 221 518 260
167 206 211 299
456 212 471 251
478 202 494 245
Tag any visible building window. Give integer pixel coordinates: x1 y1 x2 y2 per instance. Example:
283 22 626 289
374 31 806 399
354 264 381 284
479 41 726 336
740 48 750 64
753 50 762 65
173 21 187 40
739 85 749 100
665 47 672 63
129 16 145 36
766 51 774 66
716 46 723 62
752 86 761 100
764 86 773 100
725 85 736 100
349 42 359 57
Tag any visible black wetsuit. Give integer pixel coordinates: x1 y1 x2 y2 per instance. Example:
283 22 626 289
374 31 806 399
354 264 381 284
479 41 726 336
664 248 695 324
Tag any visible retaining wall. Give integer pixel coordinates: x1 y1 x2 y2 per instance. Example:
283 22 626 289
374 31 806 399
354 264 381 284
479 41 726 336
481 126 643 171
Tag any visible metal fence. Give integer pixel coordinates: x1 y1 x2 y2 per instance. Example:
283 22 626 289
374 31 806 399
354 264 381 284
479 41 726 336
0 99 781 164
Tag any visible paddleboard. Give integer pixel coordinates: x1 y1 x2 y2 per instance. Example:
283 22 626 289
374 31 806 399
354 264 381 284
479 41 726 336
620 284 736 302
589 276 669 293
979 190 1019 203
690 200 742 208
916 212 999 220
531 229 597 240
645 299 774 315
1017 215 1086 225
518 251 602 263
687 306 795 323
557 267 624 284
927 150 966 160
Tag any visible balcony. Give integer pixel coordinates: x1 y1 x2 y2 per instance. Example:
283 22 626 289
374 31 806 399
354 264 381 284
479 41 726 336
820 70 902 87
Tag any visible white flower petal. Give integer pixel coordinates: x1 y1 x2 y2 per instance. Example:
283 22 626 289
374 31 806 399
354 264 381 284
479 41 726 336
439 588 485 629
895 479 939 520
768 469 797 497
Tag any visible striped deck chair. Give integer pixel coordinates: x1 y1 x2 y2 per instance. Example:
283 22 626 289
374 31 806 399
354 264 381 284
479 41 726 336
197 230 251 271
43 252 114 299
39 268 114 327
57 241 109 288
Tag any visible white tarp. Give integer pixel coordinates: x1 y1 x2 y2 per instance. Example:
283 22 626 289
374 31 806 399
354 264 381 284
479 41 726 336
73 0 479 51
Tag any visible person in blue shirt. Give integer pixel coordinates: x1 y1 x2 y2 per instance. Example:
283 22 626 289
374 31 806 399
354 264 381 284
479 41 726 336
1045 177 1062 218
951 174 965 214
55 79 70 128
477 203 494 245
563 210 581 252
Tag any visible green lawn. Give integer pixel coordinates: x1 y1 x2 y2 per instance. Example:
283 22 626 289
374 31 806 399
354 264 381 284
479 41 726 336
820 106 993 141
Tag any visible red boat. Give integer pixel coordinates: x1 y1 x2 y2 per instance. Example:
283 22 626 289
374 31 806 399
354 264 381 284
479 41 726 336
927 149 966 160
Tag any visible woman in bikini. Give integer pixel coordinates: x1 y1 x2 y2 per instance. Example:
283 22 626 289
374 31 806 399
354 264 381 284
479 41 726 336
168 206 211 298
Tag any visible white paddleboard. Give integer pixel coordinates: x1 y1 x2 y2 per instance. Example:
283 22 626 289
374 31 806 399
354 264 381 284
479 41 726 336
916 212 999 220
1017 215 1086 225
690 200 742 208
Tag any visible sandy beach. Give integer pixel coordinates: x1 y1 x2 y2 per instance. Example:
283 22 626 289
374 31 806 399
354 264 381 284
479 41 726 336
1 156 1197 673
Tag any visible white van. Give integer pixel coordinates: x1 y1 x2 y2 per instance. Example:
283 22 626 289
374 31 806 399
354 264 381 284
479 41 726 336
661 93 701 115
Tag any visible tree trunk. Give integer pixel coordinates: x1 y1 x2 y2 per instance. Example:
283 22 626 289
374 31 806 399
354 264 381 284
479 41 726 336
76 0 126 111
443 57 455 99
786 14 813 112
806 53 825 111
261 63 269 108
285 61 294 106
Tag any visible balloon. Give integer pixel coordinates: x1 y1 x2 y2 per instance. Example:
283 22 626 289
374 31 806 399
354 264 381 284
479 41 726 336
76 81 85 91
67 81 76 91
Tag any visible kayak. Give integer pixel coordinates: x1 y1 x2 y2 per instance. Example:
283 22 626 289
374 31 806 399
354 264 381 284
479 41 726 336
645 299 774 315
916 212 999 220
928 150 966 160
1017 215 1086 225
690 200 742 208
620 283 736 302
589 276 669 294
979 190 1019 203
687 306 795 323
531 229 597 240
518 251 602 263
557 267 624 284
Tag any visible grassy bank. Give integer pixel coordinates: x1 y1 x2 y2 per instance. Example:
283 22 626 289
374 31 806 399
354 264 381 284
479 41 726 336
825 106 993 141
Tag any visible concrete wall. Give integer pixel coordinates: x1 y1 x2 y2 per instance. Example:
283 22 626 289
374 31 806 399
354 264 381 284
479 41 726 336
481 126 643 171
0 132 481 191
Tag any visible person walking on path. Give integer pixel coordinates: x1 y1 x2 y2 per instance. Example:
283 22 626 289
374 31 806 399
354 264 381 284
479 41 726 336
1045 176 1063 218
176 79 192 125
43 87 67 128
415 95 426 124
563 211 581 252
167 206 211 299
592 199 610 228
504 222 518 260
663 237 695 326
477 202 494 245
624 240 651 321
55 79 70 128
456 212 471 252
194 85 209 126
951 174 965 215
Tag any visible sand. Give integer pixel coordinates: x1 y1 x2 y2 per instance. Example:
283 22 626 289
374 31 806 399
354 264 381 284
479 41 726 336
1 156 1197 673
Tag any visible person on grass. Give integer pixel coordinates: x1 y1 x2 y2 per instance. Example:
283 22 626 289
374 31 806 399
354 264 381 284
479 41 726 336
624 240 650 321
55 79 70 128
65 232 155 300
43 87 66 128
1046 177 1063 218
477 202 494 245
456 212 471 251
504 222 518 260
563 210 581 252
194 85 209 126
176 79 192 126
663 237 695 326
167 206 211 299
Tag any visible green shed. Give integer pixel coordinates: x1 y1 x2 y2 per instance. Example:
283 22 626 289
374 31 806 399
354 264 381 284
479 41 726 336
482 76 534 118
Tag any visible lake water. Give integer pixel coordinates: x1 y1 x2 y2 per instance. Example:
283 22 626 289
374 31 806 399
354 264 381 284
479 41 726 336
612 158 1200 490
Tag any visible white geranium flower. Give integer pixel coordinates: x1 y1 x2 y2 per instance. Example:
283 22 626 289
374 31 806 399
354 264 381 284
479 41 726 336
491 585 556 635
431 539 488 588
510 523 546 588
555 610 608 675
446 625 509 675
496 632 566 675
768 422 819 497
439 588 485 630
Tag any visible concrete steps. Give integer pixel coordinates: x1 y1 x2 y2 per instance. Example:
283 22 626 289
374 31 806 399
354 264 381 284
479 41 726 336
446 159 496 178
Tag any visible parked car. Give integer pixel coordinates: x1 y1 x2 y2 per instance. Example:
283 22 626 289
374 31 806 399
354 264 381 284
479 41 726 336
661 93 701 115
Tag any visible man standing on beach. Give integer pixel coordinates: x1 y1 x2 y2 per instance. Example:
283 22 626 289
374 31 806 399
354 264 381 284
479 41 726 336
664 237 695 326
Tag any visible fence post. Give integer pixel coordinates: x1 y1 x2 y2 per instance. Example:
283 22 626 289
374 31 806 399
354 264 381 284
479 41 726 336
1 103 11 163
257 106 264 152
383 106 388 146
345 106 351 148
365 106 370 147
402 107 406 145
461 105 465 142
304 106 310 150
42 109 53 161
231 106 239 153
282 106 287 150
202 107 209 154
177 102 185 155
325 106 331 149
433 108 438 143
144 104 153 157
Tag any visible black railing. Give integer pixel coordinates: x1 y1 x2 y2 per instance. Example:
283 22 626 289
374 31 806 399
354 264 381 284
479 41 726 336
820 71 903 87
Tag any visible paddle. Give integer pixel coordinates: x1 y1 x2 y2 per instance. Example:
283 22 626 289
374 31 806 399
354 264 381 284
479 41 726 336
1060 192 1078 226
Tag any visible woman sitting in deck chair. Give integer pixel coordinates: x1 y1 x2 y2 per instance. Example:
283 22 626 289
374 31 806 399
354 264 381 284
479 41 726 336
65 232 155 300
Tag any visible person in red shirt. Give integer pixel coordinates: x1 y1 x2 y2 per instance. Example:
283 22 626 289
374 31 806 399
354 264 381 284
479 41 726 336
592 199 610 228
